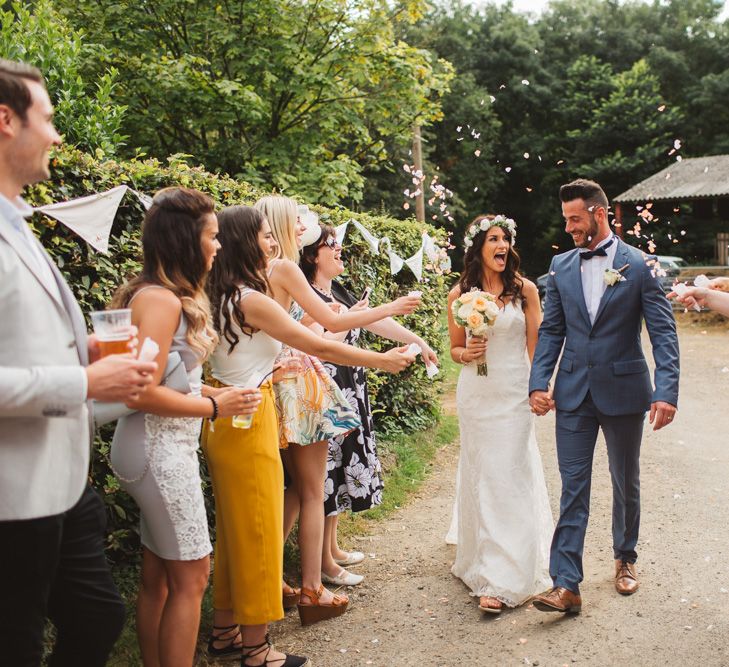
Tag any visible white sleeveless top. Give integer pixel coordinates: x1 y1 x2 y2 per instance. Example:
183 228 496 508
209 287 282 387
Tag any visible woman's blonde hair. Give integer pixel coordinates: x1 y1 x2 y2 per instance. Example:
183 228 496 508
254 195 299 262
112 187 218 359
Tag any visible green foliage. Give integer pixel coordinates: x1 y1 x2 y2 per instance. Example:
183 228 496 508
0 1 127 155
22 145 450 561
54 0 453 206
374 0 729 273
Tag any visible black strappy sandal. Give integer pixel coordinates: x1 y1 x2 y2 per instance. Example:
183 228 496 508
241 633 309 667
207 623 242 660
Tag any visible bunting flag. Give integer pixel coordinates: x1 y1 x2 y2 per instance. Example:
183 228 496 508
404 245 424 282
35 185 129 253
379 237 405 275
334 220 349 246
352 219 380 254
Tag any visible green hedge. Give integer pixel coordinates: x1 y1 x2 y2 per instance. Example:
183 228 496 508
23 146 450 562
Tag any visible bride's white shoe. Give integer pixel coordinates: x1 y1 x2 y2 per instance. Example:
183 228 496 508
321 568 364 586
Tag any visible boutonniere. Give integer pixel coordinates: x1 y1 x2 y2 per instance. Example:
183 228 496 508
604 264 629 287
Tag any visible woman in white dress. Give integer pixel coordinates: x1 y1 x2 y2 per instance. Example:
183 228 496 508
446 214 553 614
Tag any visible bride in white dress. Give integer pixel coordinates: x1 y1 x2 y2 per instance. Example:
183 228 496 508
446 214 553 614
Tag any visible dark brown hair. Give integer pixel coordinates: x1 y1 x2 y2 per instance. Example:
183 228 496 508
112 187 218 358
559 178 609 212
206 205 271 351
0 59 43 122
300 223 337 284
458 214 525 308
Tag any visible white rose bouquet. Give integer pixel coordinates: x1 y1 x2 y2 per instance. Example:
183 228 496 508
450 288 500 376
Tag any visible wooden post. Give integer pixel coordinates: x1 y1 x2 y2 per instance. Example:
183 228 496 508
412 124 425 223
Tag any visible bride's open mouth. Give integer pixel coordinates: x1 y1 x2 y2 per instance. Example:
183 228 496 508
494 250 507 268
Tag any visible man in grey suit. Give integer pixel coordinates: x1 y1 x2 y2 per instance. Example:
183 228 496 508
0 59 157 666
528 179 679 613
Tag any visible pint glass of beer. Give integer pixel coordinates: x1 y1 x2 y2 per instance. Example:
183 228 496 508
91 309 133 357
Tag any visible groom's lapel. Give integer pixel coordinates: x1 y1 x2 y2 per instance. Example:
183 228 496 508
566 251 592 327
592 240 630 329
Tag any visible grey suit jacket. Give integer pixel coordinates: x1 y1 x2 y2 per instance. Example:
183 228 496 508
0 202 92 520
529 238 679 415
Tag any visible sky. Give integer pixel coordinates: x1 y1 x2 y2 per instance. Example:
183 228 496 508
477 0 729 20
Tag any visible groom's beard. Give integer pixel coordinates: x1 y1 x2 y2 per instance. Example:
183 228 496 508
572 214 600 248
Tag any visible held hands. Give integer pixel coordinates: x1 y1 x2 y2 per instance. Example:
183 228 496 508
529 390 555 416
381 345 417 373
649 401 676 431
388 294 421 317
86 354 157 403
215 387 263 417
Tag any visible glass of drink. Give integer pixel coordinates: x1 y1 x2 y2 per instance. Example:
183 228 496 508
232 372 263 430
279 347 300 382
91 309 133 358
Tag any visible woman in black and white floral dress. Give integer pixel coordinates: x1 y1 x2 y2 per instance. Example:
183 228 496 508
299 223 438 586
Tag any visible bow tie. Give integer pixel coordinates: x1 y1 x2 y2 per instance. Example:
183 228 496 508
580 237 614 260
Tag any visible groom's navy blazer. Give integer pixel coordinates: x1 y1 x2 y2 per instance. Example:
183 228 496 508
529 237 679 415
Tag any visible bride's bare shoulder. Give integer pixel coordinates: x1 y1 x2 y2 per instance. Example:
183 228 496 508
448 284 462 301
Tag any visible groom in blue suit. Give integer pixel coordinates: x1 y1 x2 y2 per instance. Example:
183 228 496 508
529 179 679 613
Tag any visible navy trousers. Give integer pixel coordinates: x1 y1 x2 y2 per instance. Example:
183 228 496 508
551 393 644 594
0 485 126 667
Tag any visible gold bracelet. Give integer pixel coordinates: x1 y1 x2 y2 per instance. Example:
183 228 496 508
458 349 468 364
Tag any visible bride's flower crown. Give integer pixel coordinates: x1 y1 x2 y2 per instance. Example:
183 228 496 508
464 215 517 248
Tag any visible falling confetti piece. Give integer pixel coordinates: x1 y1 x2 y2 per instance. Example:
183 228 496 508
403 202 410 210
521 79 530 85
505 167 512 172
523 152 530 159
557 159 564 165
674 139 682 150
474 149 481 157
658 104 666 111
526 187 533 192
456 125 462 132
551 245 559 249
473 187 479 192
499 84 506 89
490 95 496 103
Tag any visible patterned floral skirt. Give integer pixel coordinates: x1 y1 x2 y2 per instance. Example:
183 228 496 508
273 349 360 448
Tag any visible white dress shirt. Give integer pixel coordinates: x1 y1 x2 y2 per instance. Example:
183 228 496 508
580 234 617 325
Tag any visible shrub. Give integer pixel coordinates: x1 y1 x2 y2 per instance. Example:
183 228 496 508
23 146 450 562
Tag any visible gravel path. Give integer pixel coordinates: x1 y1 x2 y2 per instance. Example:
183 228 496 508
268 321 729 667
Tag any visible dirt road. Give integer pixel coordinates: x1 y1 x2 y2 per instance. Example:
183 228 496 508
272 321 729 667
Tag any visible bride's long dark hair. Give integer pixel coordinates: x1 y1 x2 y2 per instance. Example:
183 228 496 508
458 214 525 308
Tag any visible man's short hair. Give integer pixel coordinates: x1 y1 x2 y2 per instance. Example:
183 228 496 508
559 178 609 213
0 59 43 122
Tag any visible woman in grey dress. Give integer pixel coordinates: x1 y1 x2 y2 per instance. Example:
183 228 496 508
109 187 259 666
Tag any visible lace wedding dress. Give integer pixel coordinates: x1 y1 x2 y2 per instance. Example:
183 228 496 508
446 300 553 606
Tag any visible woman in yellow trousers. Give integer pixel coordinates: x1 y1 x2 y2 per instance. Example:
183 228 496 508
203 205 413 665
202 381 282 624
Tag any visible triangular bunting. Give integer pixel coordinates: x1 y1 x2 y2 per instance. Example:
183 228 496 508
352 219 380 254
35 185 129 253
404 245 424 282
334 221 349 246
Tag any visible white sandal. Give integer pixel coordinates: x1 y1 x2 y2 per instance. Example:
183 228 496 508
333 551 365 567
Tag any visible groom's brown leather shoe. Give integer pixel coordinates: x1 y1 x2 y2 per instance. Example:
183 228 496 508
615 560 640 595
532 587 582 613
